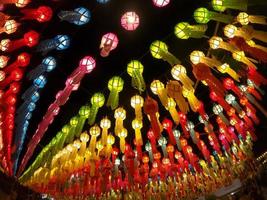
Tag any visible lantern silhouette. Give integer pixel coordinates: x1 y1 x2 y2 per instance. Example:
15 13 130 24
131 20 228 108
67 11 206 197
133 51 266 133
100 33 119 57
171 64 194 92
211 0 247 12
150 80 169 107
21 6 53 23
174 22 207 39
121 11 139 31
127 60 146 92
58 7 91 26
237 12 267 26
88 93 105 125
106 76 124 110
130 95 144 121
0 20 18 34
152 0 170 7
194 7 234 24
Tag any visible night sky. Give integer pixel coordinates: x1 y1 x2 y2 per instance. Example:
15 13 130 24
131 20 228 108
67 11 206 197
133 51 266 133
12 0 267 172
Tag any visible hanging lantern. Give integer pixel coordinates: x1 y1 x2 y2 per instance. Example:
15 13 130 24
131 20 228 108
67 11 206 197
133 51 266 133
58 7 91 26
20 6 53 23
150 80 169 107
121 11 140 31
75 106 90 137
89 125 101 154
22 75 47 100
130 95 144 121
106 134 115 157
166 98 180 125
152 0 170 7
211 0 247 12
132 119 143 146
150 40 181 66
88 93 105 125
0 56 9 69
182 87 201 112
127 60 146 92
171 64 194 92
213 104 230 126
209 36 239 53
0 0 30 7
114 107 126 135
193 7 234 24
158 136 168 157
100 117 111 147
106 76 124 110
79 132 89 155
118 128 127 153
0 69 23 89
4 52 31 74
0 20 18 34
100 33 119 57
232 50 257 69
174 22 207 39
162 119 176 145
236 12 267 26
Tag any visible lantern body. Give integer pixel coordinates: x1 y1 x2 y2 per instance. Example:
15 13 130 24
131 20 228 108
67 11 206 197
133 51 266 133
121 12 139 31
100 33 119 57
153 0 170 7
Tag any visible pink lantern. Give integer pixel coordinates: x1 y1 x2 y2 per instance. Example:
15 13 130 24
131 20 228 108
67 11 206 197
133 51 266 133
100 33 119 57
121 11 139 31
152 0 170 7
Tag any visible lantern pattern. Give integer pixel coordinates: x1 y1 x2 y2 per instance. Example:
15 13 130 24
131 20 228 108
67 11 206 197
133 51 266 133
121 11 139 31
100 33 119 57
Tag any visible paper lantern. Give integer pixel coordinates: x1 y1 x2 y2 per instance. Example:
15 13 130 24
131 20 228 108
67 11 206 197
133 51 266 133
127 60 146 92
232 50 257 69
208 36 239 53
211 0 247 12
150 80 169 107
130 95 144 121
194 7 234 24
79 132 89 155
0 20 18 34
114 107 126 135
237 12 267 26
0 0 30 7
100 33 119 57
37 34 70 53
4 52 31 74
0 56 9 69
58 7 91 26
213 104 230 125
121 11 139 31
0 69 23 89
106 76 124 110
89 125 100 154
75 106 90 137
88 93 105 125
182 87 201 112
100 117 111 146
152 0 170 7
171 64 194 92
174 22 207 39
106 134 115 157
21 6 53 22
132 119 143 146
158 136 167 157
118 128 127 153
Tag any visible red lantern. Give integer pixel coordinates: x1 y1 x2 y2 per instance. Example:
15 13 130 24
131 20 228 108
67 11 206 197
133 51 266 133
4 52 31 74
20 6 53 23
0 69 23 89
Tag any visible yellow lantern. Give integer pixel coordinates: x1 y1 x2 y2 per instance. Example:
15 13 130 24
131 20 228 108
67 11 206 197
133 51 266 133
79 132 90 155
100 117 111 146
171 64 194 92
106 134 115 157
132 119 143 146
217 63 240 82
232 50 257 69
114 107 126 135
182 87 201 112
237 12 267 26
150 80 169 107
166 98 180 125
88 92 105 125
89 125 101 154
96 140 104 157
0 20 18 34
127 60 146 92
209 36 239 53
118 128 128 153
107 76 124 110
130 95 144 121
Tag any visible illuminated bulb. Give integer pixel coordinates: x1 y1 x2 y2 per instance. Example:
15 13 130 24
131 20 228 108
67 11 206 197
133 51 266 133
121 11 139 31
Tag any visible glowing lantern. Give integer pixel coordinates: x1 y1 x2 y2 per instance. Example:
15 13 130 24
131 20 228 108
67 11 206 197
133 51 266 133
208 36 239 53
0 69 23 89
114 107 126 135
166 98 180 125
21 6 53 23
225 94 243 115
132 119 143 146
0 56 9 68
130 95 144 121
100 33 119 57
79 132 89 155
213 104 230 125
22 75 47 100
36 34 70 53
232 50 257 69
0 30 39 52
211 0 247 12
96 141 104 157
106 134 115 157
171 64 194 92
145 142 153 162
182 87 201 112
193 7 234 24
152 0 170 7
150 40 180 66
127 60 146 92
162 119 176 145
121 11 139 31
150 80 169 107
174 22 207 39
0 20 18 34
166 80 189 114
237 12 267 26
88 93 105 125
75 106 90 137
106 76 124 110
100 117 111 146
118 128 127 153
158 136 167 157
0 0 30 7
89 125 101 154
4 52 31 74
58 7 91 26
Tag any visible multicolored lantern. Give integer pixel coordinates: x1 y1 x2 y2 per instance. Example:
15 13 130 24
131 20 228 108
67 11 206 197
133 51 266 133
127 60 146 92
100 33 119 57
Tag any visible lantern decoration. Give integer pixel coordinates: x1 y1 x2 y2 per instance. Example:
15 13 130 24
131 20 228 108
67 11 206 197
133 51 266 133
79 132 89 156
171 64 194 92
20 6 53 23
223 78 244 98
232 50 257 69
211 0 248 12
58 7 91 26
22 75 47 100
106 76 124 110
209 36 239 53
182 87 201 113
127 60 146 92
0 30 39 52
106 134 115 157
76 106 90 137
152 0 170 7
162 119 176 145
89 125 100 154
0 69 23 89
132 119 143 146
150 80 169 107
3 52 31 74
0 20 18 34
237 12 267 26
166 80 189 114
114 107 126 135
225 94 244 115
118 128 127 153
158 136 168 157
100 117 111 147
213 104 230 125
0 56 9 69
166 98 180 124
174 22 207 39
150 40 181 66
36 34 70 54
121 11 139 31
193 7 234 24
100 33 119 57
130 95 144 121
224 24 267 43
0 0 30 7
27 57 57 80
88 93 105 125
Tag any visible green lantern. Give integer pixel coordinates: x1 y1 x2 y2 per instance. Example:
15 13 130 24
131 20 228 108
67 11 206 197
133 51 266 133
212 0 248 12
127 60 146 92
107 76 124 110
75 106 90 136
150 40 181 66
174 22 208 39
194 7 234 24
88 92 105 125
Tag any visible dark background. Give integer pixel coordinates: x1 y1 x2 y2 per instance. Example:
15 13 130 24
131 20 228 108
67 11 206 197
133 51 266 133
7 0 267 173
